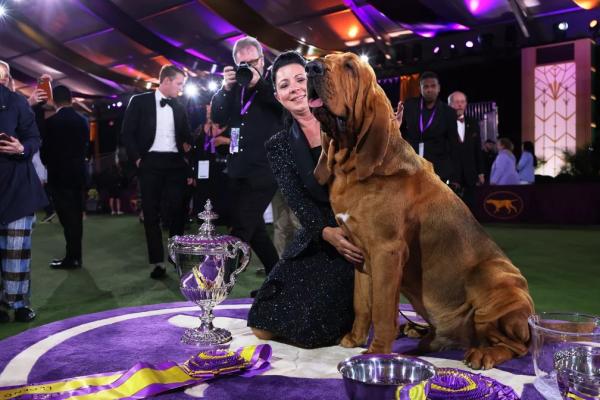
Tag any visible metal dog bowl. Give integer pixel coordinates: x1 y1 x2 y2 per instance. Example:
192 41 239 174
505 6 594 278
337 354 436 400
554 346 600 399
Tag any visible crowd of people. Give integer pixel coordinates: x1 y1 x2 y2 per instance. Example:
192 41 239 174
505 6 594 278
0 36 538 330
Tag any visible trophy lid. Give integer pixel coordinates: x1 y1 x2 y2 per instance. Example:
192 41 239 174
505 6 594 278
169 199 243 256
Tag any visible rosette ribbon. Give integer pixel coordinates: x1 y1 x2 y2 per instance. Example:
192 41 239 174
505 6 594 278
429 368 520 400
0 344 271 400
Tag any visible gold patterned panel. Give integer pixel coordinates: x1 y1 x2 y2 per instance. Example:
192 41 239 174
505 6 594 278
534 62 576 176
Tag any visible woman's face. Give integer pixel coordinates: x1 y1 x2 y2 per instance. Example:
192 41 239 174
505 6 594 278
274 63 308 114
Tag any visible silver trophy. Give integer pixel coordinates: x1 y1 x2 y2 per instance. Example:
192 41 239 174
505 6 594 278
168 199 250 347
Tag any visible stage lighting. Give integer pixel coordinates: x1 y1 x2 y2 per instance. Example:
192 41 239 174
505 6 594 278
145 82 152 89
207 80 218 92
184 84 199 97
0 4 6 17
553 22 569 40
210 64 217 74
450 44 456 49
465 40 474 48
590 19 599 37
117 101 123 107
360 54 370 63
433 46 440 54
557 22 568 31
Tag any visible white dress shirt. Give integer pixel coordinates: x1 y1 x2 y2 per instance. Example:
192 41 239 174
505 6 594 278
149 89 177 153
457 119 465 143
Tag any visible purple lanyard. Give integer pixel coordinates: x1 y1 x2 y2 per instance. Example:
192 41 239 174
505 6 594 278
203 133 216 154
419 97 437 137
240 87 257 116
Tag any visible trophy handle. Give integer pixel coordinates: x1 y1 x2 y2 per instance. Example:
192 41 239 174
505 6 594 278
167 237 182 277
228 241 251 284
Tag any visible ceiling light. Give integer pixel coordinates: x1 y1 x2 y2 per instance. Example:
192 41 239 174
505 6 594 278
433 46 440 54
557 22 568 31
348 26 359 38
184 83 198 97
465 40 474 48
207 81 218 92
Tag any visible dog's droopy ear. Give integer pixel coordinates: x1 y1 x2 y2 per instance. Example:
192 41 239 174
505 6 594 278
314 132 335 185
355 86 392 181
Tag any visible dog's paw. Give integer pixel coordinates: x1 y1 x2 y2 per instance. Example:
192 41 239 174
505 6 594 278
463 346 513 370
340 333 365 348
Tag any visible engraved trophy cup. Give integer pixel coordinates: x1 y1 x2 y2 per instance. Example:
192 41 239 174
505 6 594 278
168 200 251 347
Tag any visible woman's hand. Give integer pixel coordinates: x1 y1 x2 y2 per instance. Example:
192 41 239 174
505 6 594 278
0 134 25 155
322 226 364 265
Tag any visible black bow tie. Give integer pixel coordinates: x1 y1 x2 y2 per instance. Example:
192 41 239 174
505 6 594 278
160 98 174 108
457 115 465 122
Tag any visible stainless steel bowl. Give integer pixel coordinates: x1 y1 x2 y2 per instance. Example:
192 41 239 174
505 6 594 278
554 345 600 399
337 354 436 400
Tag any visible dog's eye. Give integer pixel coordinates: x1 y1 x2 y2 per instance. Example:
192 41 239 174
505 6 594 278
344 61 354 71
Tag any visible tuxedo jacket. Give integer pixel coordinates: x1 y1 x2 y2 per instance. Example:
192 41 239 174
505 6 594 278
451 116 484 187
400 97 458 182
41 107 89 189
121 91 192 163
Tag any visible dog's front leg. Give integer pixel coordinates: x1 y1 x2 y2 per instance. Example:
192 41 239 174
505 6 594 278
367 245 406 354
340 269 371 348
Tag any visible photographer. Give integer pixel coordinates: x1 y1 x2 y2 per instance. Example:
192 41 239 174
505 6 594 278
211 36 282 277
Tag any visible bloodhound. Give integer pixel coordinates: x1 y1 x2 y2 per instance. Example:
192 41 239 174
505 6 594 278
306 53 534 370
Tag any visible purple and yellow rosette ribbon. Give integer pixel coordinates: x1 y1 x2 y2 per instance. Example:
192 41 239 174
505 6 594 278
428 368 520 400
395 380 429 400
0 344 271 400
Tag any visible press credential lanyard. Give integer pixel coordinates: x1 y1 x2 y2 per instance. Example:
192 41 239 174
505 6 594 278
418 97 436 156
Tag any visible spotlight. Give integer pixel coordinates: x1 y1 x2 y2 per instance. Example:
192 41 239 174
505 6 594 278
557 22 568 31
553 22 569 40
465 40 474 48
184 83 199 97
0 4 6 17
348 26 359 39
450 44 456 49
207 80 218 92
116 101 123 107
590 19 599 37
359 54 370 63
112 103 116 107
210 64 217 74
145 82 152 89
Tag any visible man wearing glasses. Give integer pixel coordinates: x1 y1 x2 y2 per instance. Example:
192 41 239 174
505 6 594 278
211 37 283 284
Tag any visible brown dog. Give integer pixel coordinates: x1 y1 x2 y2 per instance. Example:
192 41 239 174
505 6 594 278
306 53 534 370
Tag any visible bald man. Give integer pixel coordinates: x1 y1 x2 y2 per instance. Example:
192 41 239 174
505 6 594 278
448 91 484 211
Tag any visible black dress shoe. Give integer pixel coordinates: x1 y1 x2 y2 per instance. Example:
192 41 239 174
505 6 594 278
14 307 36 322
50 258 64 266
50 259 82 269
0 309 9 323
150 265 166 279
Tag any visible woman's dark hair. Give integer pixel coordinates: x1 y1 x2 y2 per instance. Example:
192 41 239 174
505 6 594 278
271 50 307 89
271 51 307 129
523 140 537 167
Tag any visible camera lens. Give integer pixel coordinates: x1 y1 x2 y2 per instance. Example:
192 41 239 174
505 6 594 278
235 63 253 87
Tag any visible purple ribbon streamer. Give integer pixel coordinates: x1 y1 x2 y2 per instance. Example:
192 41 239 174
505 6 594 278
419 97 437 137
240 87 257 116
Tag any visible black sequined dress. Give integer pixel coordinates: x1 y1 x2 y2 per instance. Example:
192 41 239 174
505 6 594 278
247 121 354 348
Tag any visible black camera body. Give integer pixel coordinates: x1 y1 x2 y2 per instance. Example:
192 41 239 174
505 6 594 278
235 62 253 87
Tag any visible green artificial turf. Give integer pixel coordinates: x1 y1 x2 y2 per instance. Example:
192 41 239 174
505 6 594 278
0 215 598 340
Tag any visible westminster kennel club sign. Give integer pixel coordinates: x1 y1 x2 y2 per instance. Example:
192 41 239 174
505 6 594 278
483 191 525 220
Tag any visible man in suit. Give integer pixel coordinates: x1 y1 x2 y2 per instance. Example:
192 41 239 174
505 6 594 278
400 71 458 184
41 85 89 270
448 91 484 211
211 36 282 277
0 61 47 322
121 65 192 279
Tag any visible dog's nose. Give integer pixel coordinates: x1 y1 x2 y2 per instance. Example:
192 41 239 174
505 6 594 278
306 60 324 77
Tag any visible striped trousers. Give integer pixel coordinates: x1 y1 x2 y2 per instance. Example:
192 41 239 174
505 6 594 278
0 215 35 309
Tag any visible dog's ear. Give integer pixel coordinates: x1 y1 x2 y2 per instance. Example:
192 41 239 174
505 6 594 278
354 80 392 181
314 132 335 185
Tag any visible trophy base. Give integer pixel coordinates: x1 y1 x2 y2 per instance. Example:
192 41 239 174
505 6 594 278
181 327 232 347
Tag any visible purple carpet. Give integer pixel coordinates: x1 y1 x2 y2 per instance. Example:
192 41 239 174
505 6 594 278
0 299 545 399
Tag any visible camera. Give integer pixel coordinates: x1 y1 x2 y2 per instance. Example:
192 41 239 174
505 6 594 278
235 62 253 87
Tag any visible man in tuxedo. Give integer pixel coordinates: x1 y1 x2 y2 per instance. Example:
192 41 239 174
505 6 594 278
42 85 89 270
400 71 458 184
121 65 192 279
448 91 484 210
211 36 282 277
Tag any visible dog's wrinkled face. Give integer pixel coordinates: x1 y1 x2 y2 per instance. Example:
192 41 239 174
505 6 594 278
307 52 396 181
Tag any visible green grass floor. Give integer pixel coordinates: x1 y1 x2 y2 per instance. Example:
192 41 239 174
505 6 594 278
0 215 598 340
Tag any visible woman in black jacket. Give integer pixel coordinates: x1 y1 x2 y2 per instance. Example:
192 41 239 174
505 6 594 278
247 52 362 348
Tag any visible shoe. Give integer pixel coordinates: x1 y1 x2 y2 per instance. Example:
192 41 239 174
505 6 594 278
111 211 116 216
150 265 166 279
50 258 64 266
50 259 82 269
255 267 265 275
14 307 36 322
0 309 9 323
117 211 124 216
41 212 57 223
